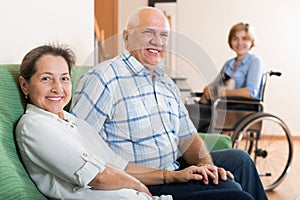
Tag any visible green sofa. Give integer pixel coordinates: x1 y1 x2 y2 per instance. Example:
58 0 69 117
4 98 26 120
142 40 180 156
0 64 231 199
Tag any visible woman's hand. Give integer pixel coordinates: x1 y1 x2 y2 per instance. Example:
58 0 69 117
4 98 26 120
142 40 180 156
89 165 151 196
202 86 212 101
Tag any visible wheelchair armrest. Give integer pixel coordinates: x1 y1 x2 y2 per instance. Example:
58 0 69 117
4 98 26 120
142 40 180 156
213 96 262 106
212 96 263 112
190 92 203 97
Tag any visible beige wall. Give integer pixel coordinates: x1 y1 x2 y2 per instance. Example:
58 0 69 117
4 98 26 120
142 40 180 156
4 0 296 135
0 0 94 65
118 0 300 135
118 0 147 33
176 0 300 135
117 0 148 53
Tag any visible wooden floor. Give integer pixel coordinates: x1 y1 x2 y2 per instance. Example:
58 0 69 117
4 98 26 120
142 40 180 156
265 137 300 200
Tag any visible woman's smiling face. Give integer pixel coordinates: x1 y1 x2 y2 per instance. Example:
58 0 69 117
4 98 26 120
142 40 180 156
230 30 252 57
20 54 72 116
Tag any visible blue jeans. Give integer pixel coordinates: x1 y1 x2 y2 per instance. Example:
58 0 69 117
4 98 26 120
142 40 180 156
170 189 255 200
148 149 268 200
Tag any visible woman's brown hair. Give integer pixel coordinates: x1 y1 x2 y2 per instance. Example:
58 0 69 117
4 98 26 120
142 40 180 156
20 44 76 82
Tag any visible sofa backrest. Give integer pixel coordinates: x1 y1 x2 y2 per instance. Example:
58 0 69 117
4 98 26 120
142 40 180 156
0 64 91 199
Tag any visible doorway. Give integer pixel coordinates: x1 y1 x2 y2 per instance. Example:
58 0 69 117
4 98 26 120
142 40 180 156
94 0 119 62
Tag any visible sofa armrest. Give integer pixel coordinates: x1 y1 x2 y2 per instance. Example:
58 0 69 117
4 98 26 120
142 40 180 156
199 133 232 151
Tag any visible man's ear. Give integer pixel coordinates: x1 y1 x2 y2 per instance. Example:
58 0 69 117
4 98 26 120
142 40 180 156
19 76 29 96
123 30 129 43
123 30 130 50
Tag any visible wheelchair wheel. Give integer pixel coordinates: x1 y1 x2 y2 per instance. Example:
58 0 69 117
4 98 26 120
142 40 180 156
231 112 293 191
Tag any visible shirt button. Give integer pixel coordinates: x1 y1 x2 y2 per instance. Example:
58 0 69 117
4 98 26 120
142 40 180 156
82 152 88 157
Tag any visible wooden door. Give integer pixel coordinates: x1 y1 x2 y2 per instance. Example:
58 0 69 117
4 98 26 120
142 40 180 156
94 0 118 62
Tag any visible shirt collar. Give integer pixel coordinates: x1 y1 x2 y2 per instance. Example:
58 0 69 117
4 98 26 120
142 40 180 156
229 52 252 69
239 52 252 65
26 104 76 124
121 51 165 77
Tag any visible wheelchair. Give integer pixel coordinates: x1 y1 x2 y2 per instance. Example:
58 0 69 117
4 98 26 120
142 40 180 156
185 71 293 191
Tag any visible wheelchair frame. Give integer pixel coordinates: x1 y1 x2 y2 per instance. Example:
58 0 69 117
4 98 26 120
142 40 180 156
185 71 293 191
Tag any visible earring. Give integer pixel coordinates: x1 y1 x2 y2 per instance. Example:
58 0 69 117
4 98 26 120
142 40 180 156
25 95 28 99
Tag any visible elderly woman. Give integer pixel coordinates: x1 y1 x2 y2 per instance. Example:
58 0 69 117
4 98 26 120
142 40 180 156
15 44 255 200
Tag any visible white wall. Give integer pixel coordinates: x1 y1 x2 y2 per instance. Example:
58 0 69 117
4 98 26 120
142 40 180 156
175 0 300 135
0 0 94 66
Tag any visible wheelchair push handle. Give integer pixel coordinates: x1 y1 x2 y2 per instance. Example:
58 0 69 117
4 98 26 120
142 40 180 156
269 71 282 77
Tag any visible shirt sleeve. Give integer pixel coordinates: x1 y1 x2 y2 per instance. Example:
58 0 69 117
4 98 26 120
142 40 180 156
71 69 113 133
171 78 197 138
179 100 198 138
245 55 265 99
16 115 106 189
210 62 229 86
76 117 129 170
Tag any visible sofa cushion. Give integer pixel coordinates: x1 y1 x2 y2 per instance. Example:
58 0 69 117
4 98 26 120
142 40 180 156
0 65 46 199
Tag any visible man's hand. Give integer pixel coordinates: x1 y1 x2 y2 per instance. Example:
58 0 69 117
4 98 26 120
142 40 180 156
166 164 234 185
167 166 204 183
89 165 151 196
196 163 234 185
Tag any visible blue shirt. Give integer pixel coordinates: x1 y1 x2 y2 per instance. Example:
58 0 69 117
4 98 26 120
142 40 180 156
211 53 264 99
71 52 196 170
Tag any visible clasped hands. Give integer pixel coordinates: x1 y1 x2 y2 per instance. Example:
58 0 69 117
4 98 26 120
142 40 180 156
202 86 226 103
173 164 234 185
89 163 234 196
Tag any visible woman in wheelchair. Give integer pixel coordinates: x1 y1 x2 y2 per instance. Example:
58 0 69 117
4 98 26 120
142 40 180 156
187 22 293 192
196 22 265 132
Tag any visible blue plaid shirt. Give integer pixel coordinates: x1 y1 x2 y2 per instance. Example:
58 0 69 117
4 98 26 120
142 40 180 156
71 52 197 170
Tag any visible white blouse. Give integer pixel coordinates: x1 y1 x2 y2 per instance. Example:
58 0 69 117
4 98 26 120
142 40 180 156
16 104 170 200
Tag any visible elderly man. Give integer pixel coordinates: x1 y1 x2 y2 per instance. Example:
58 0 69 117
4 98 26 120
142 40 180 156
71 6 267 200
